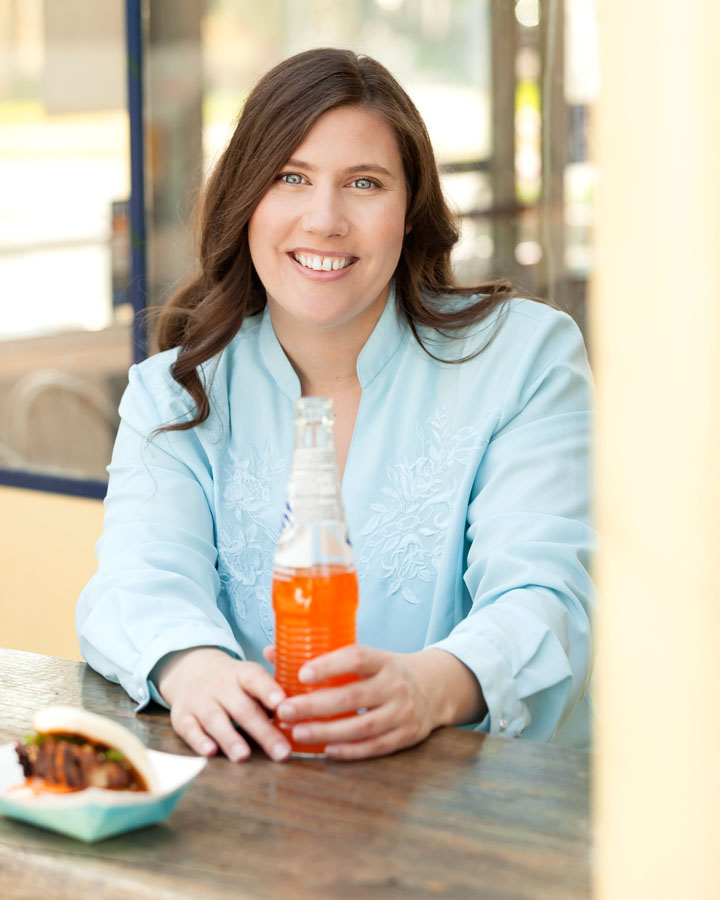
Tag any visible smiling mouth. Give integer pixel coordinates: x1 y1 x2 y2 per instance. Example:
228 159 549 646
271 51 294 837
292 252 356 272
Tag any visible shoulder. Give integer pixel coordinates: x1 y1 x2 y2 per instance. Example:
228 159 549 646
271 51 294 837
499 298 587 363
478 294 582 340
121 346 185 427
415 292 585 364
411 292 592 414
500 297 589 367
503 296 579 333
490 299 593 418
121 313 264 428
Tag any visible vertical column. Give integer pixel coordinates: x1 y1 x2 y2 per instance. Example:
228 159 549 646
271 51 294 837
489 0 518 280
145 0 204 322
592 2 720 898
538 0 565 306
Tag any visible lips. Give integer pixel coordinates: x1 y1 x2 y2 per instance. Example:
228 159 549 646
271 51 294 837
292 252 356 272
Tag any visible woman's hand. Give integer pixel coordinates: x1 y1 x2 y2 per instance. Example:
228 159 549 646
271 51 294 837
269 645 486 761
156 647 292 762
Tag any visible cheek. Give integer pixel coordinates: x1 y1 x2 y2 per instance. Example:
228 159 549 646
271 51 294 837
369 204 407 252
381 214 408 261
248 205 275 268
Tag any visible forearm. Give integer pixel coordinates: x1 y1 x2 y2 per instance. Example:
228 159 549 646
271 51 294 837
406 648 487 728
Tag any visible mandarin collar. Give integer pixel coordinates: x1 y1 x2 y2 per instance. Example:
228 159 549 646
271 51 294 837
259 306 301 399
258 284 407 399
355 283 407 387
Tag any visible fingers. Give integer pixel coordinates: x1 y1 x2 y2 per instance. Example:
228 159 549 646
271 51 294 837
221 691 291 762
173 693 291 763
167 646 430 764
170 706 222 759
277 677 372 723
232 662 291 759
188 703 252 762
297 644 382 685
290 705 396 746
275 646 435 761
278 646 392 722
168 657 291 762
262 645 276 664
236 661 285 711
324 727 410 761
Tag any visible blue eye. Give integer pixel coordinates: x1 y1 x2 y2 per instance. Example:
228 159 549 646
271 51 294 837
352 178 375 190
280 173 305 184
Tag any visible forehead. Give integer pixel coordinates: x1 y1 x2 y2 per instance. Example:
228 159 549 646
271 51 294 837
291 106 403 168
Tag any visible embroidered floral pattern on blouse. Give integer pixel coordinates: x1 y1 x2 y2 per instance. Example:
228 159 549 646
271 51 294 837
358 408 485 605
216 442 287 639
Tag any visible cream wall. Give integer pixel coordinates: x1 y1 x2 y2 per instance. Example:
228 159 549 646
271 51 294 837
593 0 720 897
0 485 103 660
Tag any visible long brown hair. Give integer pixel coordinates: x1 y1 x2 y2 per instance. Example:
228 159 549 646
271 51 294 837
155 47 516 432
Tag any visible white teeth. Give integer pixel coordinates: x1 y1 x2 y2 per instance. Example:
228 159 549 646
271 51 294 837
294 253 352 272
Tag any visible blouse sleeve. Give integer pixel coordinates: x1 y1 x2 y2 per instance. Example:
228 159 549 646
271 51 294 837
75 360 244 709
429 307 595 743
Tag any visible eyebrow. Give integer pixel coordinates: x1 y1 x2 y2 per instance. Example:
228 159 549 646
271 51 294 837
284 158 398 180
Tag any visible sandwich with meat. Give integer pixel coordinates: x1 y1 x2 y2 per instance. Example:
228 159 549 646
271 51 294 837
14 705 160 794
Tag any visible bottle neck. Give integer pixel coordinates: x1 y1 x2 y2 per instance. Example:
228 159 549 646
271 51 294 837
288 438 343 524
293 414 335 454
289 398 342 520
274 397 354 569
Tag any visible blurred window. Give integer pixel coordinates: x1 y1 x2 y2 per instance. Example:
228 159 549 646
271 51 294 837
0 0 132 486
148 0 598 327
0 0 598 495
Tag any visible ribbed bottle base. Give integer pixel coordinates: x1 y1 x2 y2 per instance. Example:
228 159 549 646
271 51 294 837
272 566 359 756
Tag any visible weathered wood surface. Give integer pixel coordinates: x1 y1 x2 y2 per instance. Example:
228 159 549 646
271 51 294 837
0 649 591 899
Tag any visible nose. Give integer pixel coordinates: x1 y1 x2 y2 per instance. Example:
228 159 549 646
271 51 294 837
301 185 349 238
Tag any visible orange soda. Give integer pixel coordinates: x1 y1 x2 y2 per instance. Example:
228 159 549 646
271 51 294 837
272 397 359 757
272 564 358 755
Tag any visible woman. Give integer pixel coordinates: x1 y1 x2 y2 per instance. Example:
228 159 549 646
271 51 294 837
77 48 594 762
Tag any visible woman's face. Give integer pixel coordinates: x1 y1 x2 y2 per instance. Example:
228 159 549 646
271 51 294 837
248 105 408 339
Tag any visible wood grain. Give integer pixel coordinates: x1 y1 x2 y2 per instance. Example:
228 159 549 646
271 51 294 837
0 649 590 899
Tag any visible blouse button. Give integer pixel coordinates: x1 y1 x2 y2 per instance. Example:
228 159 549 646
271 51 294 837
499 718 508 731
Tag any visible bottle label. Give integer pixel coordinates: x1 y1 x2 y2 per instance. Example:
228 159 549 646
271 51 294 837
280 501 294 537
275 504 353 568
274 404 355 570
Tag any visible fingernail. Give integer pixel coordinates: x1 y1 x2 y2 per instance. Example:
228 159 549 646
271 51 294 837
272 742 291 761
298 666 314 683
269 690 285 707
293 725 310 742
199 740 215 756
277 702 296 720
229 744 249 762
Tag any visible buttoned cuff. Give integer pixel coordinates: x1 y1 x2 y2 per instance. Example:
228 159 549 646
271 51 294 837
427 632 531 738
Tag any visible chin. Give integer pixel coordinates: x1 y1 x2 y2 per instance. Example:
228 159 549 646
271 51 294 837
285 302 354 330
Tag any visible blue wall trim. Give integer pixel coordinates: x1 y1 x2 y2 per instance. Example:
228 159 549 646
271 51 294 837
0 468 107 500
125 0 148 364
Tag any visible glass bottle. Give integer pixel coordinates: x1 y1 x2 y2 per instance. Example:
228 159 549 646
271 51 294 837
272 397 359 756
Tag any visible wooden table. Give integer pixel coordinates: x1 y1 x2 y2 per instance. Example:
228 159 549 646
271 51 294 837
0 649 591 899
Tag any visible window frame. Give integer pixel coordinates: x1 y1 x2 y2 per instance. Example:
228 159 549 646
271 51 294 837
0 0 148 500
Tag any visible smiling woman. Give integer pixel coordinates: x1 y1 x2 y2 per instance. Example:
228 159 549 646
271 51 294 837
76 48 595 765
151 49 512 435
249 106 407 346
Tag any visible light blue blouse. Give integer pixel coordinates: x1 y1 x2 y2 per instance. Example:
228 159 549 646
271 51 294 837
76 290 595 747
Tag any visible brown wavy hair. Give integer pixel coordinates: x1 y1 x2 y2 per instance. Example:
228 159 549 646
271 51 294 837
155 47 516 432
